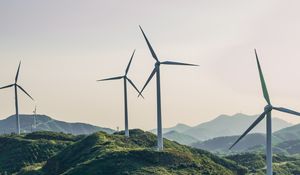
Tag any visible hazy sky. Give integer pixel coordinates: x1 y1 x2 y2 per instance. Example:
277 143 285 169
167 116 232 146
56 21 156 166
1 0 300 130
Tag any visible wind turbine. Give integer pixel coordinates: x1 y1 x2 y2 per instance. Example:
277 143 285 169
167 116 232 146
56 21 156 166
97 50 143 137
229 49 300 175
32 105 37 131
138 26 198 151
0 61 34 134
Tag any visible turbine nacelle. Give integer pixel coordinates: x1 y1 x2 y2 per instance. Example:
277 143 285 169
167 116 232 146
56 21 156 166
155 62 160 67
264 105 273 112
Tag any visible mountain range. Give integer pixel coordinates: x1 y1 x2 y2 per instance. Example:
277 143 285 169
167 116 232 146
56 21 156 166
150 113 291 145
191 123 300 155
0 113 296 150
182 113 291 141
0 114 114 135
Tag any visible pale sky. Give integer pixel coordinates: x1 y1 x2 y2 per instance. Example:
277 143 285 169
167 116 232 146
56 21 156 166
1 0 300 130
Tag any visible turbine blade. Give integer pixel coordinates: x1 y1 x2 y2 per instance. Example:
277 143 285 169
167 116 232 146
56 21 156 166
15 61 21 83
139 25 159 62
229 110 269 150
0 84 14 89
125 50 136 75
17 85 34 101
273 107 300 116
255 49 271 105
126 77 144 98
138 67 157 97
160 61 199 66
97 76 123 81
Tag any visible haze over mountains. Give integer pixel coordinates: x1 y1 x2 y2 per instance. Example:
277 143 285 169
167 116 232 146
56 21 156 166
0 114 114 135
0 113 295 149
191 123 300 155
151 113 291 145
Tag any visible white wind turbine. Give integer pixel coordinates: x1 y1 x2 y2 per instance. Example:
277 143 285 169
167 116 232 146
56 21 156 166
98 50 143 137
0 61 34 134
138 26 198 151
229 49 300 175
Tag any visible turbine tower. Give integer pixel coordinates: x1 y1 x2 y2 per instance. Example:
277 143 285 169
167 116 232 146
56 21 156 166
138 26 198 151
33 105 37 131
97 50 143 137
229 49 300 175
0 61 34 134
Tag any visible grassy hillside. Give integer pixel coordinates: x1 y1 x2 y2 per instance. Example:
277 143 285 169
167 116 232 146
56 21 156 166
226 153 300 175
9 130 300 175
0 131 79 174
37 129 247 175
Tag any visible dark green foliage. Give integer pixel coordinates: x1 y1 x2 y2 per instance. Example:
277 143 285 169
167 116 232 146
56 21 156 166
0 132 75 174
24 131 84 142
226 153 265 172
42 129 246 175
226 153 300 174
8 129 300 175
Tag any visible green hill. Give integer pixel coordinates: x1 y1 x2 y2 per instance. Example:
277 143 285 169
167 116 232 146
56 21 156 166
0 131 80 174
226 153 300 175
14 130 300 175
37 129 246 175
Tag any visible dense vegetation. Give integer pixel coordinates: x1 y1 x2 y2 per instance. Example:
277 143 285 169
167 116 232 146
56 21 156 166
3 130 300 174
226 153 300 175
1 130 248 175
0 132 78 174
40 129 246 175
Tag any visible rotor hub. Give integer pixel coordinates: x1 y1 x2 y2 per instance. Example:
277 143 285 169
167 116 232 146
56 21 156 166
155 62 160 67
264 105 273 111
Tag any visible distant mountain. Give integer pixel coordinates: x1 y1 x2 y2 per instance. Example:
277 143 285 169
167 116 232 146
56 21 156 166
163 130 199 145
150 123 191 134
183 113 291 141
275 139 300 155
273 123 300 141
0 114 114 135
191 133 267 153
191 133 290 155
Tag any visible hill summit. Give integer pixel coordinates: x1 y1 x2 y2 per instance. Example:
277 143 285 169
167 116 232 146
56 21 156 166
1 130 247 175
